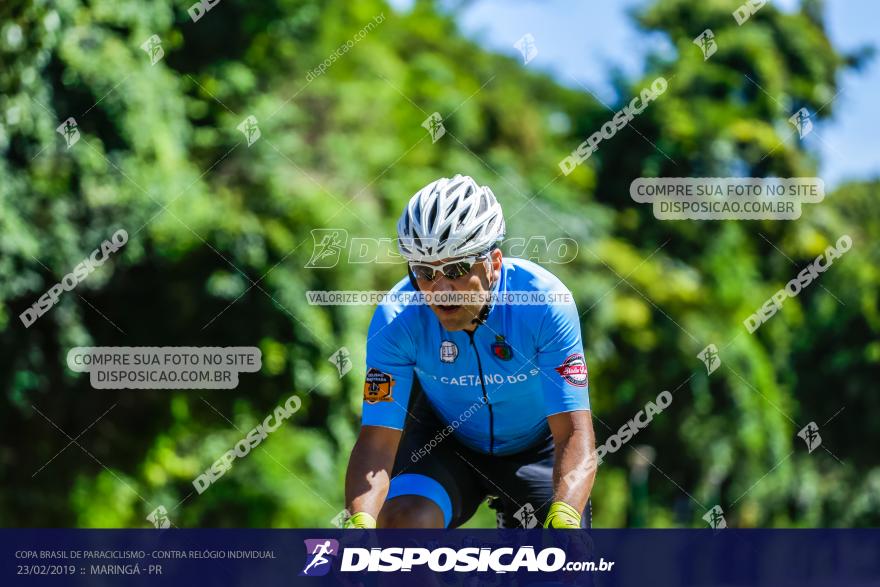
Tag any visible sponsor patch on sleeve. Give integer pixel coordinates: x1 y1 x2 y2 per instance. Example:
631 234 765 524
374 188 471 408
554 353 588 387
363 368 395 404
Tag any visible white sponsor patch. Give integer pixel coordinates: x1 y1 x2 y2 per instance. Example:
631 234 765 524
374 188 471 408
440 340 458 363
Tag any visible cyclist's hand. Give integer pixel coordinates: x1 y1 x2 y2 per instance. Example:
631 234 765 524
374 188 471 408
543 501 581 529
342 512 377 529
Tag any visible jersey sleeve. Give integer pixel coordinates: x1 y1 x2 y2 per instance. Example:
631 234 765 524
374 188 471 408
535 291 591 416
361 303 416 430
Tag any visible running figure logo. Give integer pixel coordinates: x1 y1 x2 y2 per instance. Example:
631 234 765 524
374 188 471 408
329 347 352 378
513 33 538 65
146 505 171 529
237 115 261 146
421 112 445 143
693 29 717 60
797 421 822 453
305 228 348 268
702 505 727 530
513 503 538 529
56 117 80 149
300 539 339 577
697 344 721 375
789 107 813 138
140 34 164 65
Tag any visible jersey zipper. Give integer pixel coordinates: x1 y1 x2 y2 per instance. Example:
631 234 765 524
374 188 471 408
467 329 494 455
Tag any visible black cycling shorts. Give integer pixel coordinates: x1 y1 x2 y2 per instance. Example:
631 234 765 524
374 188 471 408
384 381 592 528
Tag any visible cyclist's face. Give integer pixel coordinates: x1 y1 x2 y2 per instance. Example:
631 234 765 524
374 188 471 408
418 249 502 332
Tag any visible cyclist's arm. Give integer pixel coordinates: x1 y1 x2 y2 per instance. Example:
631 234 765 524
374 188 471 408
345 296 416 526
548 410 596 512
535 286 594 526
345 425 402 519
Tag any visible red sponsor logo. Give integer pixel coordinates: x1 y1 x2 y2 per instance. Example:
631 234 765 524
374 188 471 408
555 353 588 387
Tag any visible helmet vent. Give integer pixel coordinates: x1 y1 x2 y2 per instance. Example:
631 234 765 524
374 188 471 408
464 227 480 245
477 193 488 215
427 199 439 228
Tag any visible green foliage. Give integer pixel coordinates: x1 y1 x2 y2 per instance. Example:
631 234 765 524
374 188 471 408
0 0 876 527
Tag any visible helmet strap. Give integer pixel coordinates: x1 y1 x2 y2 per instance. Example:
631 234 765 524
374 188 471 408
471 257 499 327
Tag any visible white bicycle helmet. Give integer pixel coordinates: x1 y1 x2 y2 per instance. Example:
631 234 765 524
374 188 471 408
397 174 505 262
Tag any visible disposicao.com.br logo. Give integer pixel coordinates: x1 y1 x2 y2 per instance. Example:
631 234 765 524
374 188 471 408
300 540 614 574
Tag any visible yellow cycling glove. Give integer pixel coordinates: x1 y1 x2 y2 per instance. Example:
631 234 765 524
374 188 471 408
342 512 377 529
543 501 581 529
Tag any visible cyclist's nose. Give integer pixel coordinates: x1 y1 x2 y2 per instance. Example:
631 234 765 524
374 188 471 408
426 278 458 308
426 277 456 294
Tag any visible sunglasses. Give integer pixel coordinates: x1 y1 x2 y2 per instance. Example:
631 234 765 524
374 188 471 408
409 255 488 282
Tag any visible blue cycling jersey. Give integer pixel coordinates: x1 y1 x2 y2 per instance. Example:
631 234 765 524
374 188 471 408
362 257 590 456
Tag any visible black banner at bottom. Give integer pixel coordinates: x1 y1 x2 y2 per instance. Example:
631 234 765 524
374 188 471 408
3 529 879 586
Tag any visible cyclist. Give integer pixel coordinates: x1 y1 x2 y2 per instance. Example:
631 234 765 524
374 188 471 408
343 174 596 529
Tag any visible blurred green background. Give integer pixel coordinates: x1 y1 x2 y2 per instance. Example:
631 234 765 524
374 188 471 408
1 0 878 528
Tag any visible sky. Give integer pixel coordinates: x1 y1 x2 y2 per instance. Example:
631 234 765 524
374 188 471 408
388 0 879 188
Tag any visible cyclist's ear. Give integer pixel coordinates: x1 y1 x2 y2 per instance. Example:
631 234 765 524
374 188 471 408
490 247 503 271
488 247 503 284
